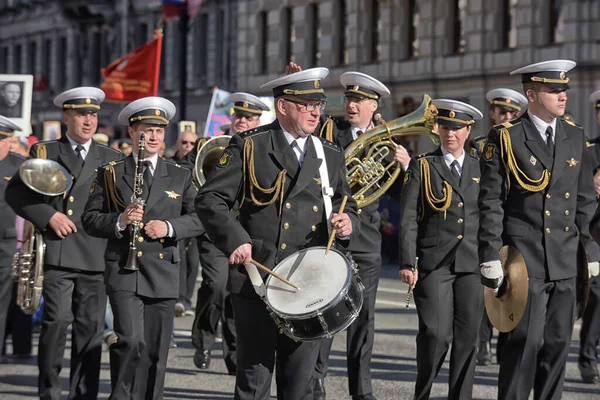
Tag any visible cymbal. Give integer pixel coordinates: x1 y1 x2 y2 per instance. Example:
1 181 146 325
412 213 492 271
484 245 529 333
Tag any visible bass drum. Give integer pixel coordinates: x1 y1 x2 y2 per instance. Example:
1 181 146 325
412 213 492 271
264 246 364 341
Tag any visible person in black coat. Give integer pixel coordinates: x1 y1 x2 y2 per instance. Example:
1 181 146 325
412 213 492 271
479 60 597 400
195 68 359 400
399 99 484 400
6 87 122 400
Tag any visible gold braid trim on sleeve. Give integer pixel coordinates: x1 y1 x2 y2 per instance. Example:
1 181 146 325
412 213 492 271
103 166 127 213
239 138 287 215
36 144 47 160
419 158 452 221
498 126 550 192
319 119 334 142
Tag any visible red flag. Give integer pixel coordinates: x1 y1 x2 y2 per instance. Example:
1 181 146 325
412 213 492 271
35 75 49 92
100 33 163 103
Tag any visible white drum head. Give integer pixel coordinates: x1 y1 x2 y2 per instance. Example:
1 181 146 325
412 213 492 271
265 247 351 316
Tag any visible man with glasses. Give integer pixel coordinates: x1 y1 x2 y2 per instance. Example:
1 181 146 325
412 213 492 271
183 93 270 374
195 68 359 400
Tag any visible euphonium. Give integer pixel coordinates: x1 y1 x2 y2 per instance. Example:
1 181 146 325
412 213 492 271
344 94 439 208
193 135 232 187
124 133 146 271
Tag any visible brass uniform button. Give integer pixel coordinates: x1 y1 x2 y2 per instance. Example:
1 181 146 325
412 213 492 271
457 218 463 224
358 209 362 215
285 202 291 209
69 196 74 203
138 236 144 243
457 202 464 208
565 192 570 199
313 206 318 212
280 243 287 250
159 253 164 259
67 209 73 216
140 222 144 228
564 227 569 232
283 222 290 229
137 251 143 257
545 210 550 216
564 210 569 216
546 228 551 233
311 225 317 232
546 194 551 199
160 238 164 243
457 235 463 240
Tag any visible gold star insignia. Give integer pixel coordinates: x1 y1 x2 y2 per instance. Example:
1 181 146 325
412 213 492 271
313 177 322 185
472 177 480 183
566 158 579 167
165 190 181 199
3 176 11 181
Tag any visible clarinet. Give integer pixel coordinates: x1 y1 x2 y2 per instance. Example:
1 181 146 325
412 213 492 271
124 133 146 271
405 257 418 309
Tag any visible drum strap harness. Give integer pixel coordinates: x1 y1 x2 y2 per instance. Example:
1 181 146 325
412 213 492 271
244 136 334 298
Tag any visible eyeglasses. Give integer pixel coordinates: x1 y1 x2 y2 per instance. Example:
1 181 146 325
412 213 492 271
284 98 327 112
181 141 194 145
233 113 259 121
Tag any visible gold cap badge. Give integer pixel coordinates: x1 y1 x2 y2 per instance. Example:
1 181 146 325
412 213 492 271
85 98 91 104
154 109 161 116
449 111 456 118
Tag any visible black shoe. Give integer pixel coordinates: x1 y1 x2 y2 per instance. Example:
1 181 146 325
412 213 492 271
579 364 599 384
194 349 211 370
476 341 491 366
314 378 326 400
352 395 376 400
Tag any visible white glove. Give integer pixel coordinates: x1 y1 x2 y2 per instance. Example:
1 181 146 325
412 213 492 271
589 261 600 278
480 260 504 290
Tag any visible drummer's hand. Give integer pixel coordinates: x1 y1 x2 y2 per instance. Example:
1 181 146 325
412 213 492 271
284 62 302 75
48 212 77 238
399 267 418 290
230 243 252 265
589 261 600 278
331 212 352 237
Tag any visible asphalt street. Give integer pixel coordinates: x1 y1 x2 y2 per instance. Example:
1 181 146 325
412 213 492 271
0 265 599 399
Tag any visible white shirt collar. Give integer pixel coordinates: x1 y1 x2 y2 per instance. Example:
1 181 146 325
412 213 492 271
65 134 92 155
351 123 373 141
441 146 465 172
527 110 557 142
281 129 309 153
133 152 159 172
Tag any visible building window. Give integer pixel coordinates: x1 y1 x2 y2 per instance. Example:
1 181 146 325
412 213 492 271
309 3 320 67
42 39 52 83
215 8 225 81
500 0 517 49
137 23 148 47
547 0 564 44
334 0 347 65
28 40 37 75
0 47 8 73
398 0 419 59
449 0 467 55
90 32 102 85
14 44 22 73
194 13 208 80
368 0 380 62
281 7 294 68
57 37 67 90
159 22 167 84
258 11 268 74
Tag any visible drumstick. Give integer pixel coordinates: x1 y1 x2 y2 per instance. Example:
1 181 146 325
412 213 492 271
251 258 300 291
325 195 348 257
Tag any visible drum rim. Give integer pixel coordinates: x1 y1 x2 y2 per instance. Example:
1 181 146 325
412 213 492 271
264 246 353 318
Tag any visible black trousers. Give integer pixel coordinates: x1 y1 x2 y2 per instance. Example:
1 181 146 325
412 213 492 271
478 311 507 361
579 275 600 368
498 277 576 400
315 251 381 396
0 266 13 358
413 266 483 400
108 290 175 400
2 275 33 356
232 294 319 400
38 266 106 400
177 237 199 308
191 236 236 371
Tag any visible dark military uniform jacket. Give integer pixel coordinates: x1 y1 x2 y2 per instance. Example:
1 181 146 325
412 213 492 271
399 148 480 272
195 121 360 298
6 137 122 272
468 135 487 159
81 155 203 298
0 151 25 267
479 113 596 281
324 117 403 254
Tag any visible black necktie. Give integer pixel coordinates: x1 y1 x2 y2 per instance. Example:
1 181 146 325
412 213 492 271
290 140 302 166
545 126 554 157
356 130 363 137
75 145 84 160
450 160 461 183
142 161 153 192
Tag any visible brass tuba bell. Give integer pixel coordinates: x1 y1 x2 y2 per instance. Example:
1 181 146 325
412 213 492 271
344 94 439 208
193 135 232 186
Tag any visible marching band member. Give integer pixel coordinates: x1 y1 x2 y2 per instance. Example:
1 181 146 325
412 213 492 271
479 60 597 399
579 90 600 384
399 99 484 400
183 93 269 374
195 68 358 400
313 70 410 400
5 87 122 400
475 88 527 366
0 116 25 362
82 96 202 399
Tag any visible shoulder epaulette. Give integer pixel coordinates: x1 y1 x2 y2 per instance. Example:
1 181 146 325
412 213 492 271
99 159 123 170
164 159 183 169
99 145 122 156
587 141 594 148
414 152 434 160
562 118 581 128
240 126 269 139
319 136 341 153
